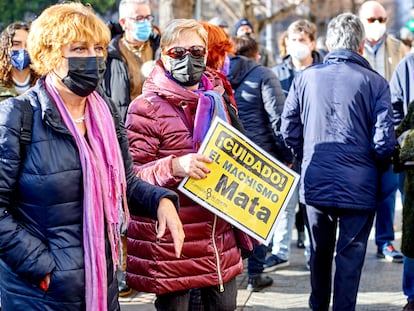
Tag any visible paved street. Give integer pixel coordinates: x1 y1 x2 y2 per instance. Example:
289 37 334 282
120 198 406 310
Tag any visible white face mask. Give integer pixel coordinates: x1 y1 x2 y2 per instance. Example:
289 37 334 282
364 22 386 42
287 41 311 61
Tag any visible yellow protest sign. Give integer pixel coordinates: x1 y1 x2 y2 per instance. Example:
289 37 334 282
178 118 299 245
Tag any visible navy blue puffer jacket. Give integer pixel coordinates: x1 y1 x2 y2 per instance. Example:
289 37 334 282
281 49 396 210
0 78 178 310
227 55 291 163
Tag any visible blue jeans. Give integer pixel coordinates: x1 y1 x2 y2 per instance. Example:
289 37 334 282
270 185 299 261
155 278 237 311
403 256 414 302
376 166 399 250
398 172 405 203
247 244 267 276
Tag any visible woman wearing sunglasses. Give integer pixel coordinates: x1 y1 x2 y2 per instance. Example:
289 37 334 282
125 19 244 311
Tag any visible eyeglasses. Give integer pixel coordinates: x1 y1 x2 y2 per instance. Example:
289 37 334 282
126 15 154 22
366 17 387 23
165 45 206 59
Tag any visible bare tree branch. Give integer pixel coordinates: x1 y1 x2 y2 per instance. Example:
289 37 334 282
216 0 240 22
257 3 302 32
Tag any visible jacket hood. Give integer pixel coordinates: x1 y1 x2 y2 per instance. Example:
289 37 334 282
227 55 260 89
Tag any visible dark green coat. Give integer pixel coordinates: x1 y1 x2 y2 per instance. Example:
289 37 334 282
0 85 18 101
395 101 414 258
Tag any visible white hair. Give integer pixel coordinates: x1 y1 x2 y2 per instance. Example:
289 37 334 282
326 13 365 52
119 0 150 19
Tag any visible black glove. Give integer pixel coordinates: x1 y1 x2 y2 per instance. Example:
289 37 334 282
375 157 391 173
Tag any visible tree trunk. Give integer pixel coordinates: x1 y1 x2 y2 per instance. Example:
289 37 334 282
158 0 195 29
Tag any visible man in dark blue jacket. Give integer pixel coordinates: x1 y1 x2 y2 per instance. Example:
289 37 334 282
389 52 414 311
281 13 396 311
390 53 414 125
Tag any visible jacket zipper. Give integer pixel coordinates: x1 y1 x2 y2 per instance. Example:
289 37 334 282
212 215 224 292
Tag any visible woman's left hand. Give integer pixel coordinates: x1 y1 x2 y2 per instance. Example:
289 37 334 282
157 198 185 258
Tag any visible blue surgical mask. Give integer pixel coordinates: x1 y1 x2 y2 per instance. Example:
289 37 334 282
10 49 31 71
133 20 152 42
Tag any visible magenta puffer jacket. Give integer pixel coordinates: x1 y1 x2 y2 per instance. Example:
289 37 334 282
125 61 243 295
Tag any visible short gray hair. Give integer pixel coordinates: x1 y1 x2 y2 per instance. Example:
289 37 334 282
160 19 207 52
326 13 365 52
119 0 150 19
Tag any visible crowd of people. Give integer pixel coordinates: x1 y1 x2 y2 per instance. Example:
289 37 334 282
0 0 413 310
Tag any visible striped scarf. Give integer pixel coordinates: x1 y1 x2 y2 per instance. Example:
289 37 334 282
192 75 230 150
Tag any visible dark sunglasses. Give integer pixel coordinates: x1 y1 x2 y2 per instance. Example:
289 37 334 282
366 17 387 23
165 45 206 59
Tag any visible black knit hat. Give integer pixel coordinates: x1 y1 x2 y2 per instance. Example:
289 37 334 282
234 18 253 35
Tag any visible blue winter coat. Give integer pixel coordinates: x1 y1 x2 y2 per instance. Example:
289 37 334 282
281 49 396 210
0 78 178 310
389 52 414 125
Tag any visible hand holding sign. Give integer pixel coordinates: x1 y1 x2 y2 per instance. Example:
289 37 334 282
172 153 213 179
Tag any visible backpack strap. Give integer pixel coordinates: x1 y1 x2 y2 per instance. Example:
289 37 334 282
20 100 33 147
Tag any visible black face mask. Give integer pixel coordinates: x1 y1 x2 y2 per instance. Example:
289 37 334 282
169 54 206 86
62 56 106 97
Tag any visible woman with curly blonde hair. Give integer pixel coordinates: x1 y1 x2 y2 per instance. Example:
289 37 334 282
0 22 38 100
0 3 184 311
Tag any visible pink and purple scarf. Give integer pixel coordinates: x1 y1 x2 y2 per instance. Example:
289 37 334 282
186 75 230 150
45 74 129 311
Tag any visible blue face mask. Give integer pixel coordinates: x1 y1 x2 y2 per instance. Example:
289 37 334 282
10 49 31 71
133 20 152 42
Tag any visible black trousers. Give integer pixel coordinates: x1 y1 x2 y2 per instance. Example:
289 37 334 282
306 205 375 311
155 278 237 311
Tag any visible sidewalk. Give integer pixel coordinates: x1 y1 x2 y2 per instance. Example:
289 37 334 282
120 201 406 311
